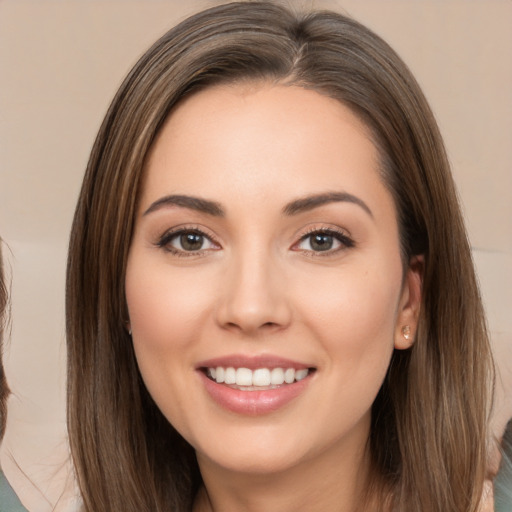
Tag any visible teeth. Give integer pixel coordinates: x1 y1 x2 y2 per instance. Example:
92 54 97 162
208 366 310 387
295 368 308 381
236 368 253 386
253 368 271 386
284 368 295 384
224 367 236 384
270 368 285 385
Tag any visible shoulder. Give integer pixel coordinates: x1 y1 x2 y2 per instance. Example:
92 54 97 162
0 470 29 512
494 426 512 512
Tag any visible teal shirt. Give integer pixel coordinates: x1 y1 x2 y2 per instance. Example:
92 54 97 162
495 424 512 512
0 470 28 512
495 455 512 512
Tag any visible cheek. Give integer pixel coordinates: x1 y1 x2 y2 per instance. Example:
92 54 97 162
125 258 214 353
295 260 402 371
125 256 215 431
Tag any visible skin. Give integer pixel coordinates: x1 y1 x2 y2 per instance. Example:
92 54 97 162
125 84 422 512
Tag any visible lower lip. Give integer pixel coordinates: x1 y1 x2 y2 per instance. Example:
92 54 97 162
198 371 312 415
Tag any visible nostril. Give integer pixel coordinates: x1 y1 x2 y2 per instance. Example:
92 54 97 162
223 321 280 332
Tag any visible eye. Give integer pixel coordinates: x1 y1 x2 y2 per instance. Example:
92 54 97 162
294 229 354 254
158 228 219 255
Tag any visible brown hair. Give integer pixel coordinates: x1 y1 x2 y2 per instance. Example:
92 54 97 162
66 2 494 511
0 241 10 440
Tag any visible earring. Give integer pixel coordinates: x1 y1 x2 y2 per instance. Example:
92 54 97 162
401 325 411 340
128 329 132 336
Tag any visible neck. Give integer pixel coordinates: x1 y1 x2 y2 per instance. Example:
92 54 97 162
194 428 375 512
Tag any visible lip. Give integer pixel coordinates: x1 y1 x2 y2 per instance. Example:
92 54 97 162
196 354 315 415
196 354 311 371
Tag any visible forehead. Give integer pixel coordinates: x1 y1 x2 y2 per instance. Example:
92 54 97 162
141 83 390 216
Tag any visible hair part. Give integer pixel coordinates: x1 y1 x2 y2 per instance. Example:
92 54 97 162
67 2 494 511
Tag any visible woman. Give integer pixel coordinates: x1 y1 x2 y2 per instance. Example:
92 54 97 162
66 2 494 511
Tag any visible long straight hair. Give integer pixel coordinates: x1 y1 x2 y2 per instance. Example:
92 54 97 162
66 2 494 511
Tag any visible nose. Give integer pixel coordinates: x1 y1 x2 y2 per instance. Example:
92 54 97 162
215 249 292 335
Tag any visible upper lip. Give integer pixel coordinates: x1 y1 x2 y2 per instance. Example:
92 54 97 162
196 354 314 371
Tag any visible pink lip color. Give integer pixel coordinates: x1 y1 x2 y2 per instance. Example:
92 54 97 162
196 354 314 415
198 371 311 415
196 354 310 371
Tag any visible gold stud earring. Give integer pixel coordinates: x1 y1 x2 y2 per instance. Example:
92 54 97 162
401 325 411 340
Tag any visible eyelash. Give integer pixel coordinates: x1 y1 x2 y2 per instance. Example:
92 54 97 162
156 226 355 257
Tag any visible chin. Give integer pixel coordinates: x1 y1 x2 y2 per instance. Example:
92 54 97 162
198 446 307 477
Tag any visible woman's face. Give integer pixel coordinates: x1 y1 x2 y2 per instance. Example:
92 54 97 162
126 84 421 477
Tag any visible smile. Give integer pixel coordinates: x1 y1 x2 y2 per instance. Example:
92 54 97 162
206 366 310 389
197 356 316 415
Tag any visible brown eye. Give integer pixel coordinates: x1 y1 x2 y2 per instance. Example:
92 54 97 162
158 229 218 254
309 233 334 251
294 229 354 254
180 232 204 251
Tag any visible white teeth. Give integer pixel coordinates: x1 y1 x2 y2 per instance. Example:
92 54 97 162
236 368 253 386
209 366 310 386
270 368 285 385
284 368 295 384
252 368 271 386
224 367 236 384
295 369 308 381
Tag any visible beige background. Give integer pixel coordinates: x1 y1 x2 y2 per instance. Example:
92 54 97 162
0 1 511 510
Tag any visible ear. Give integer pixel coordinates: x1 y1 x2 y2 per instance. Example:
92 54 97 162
394 255 424 350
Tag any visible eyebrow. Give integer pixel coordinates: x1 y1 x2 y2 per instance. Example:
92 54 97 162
282 192 373 217
143 194 225 217
143 191 372 219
